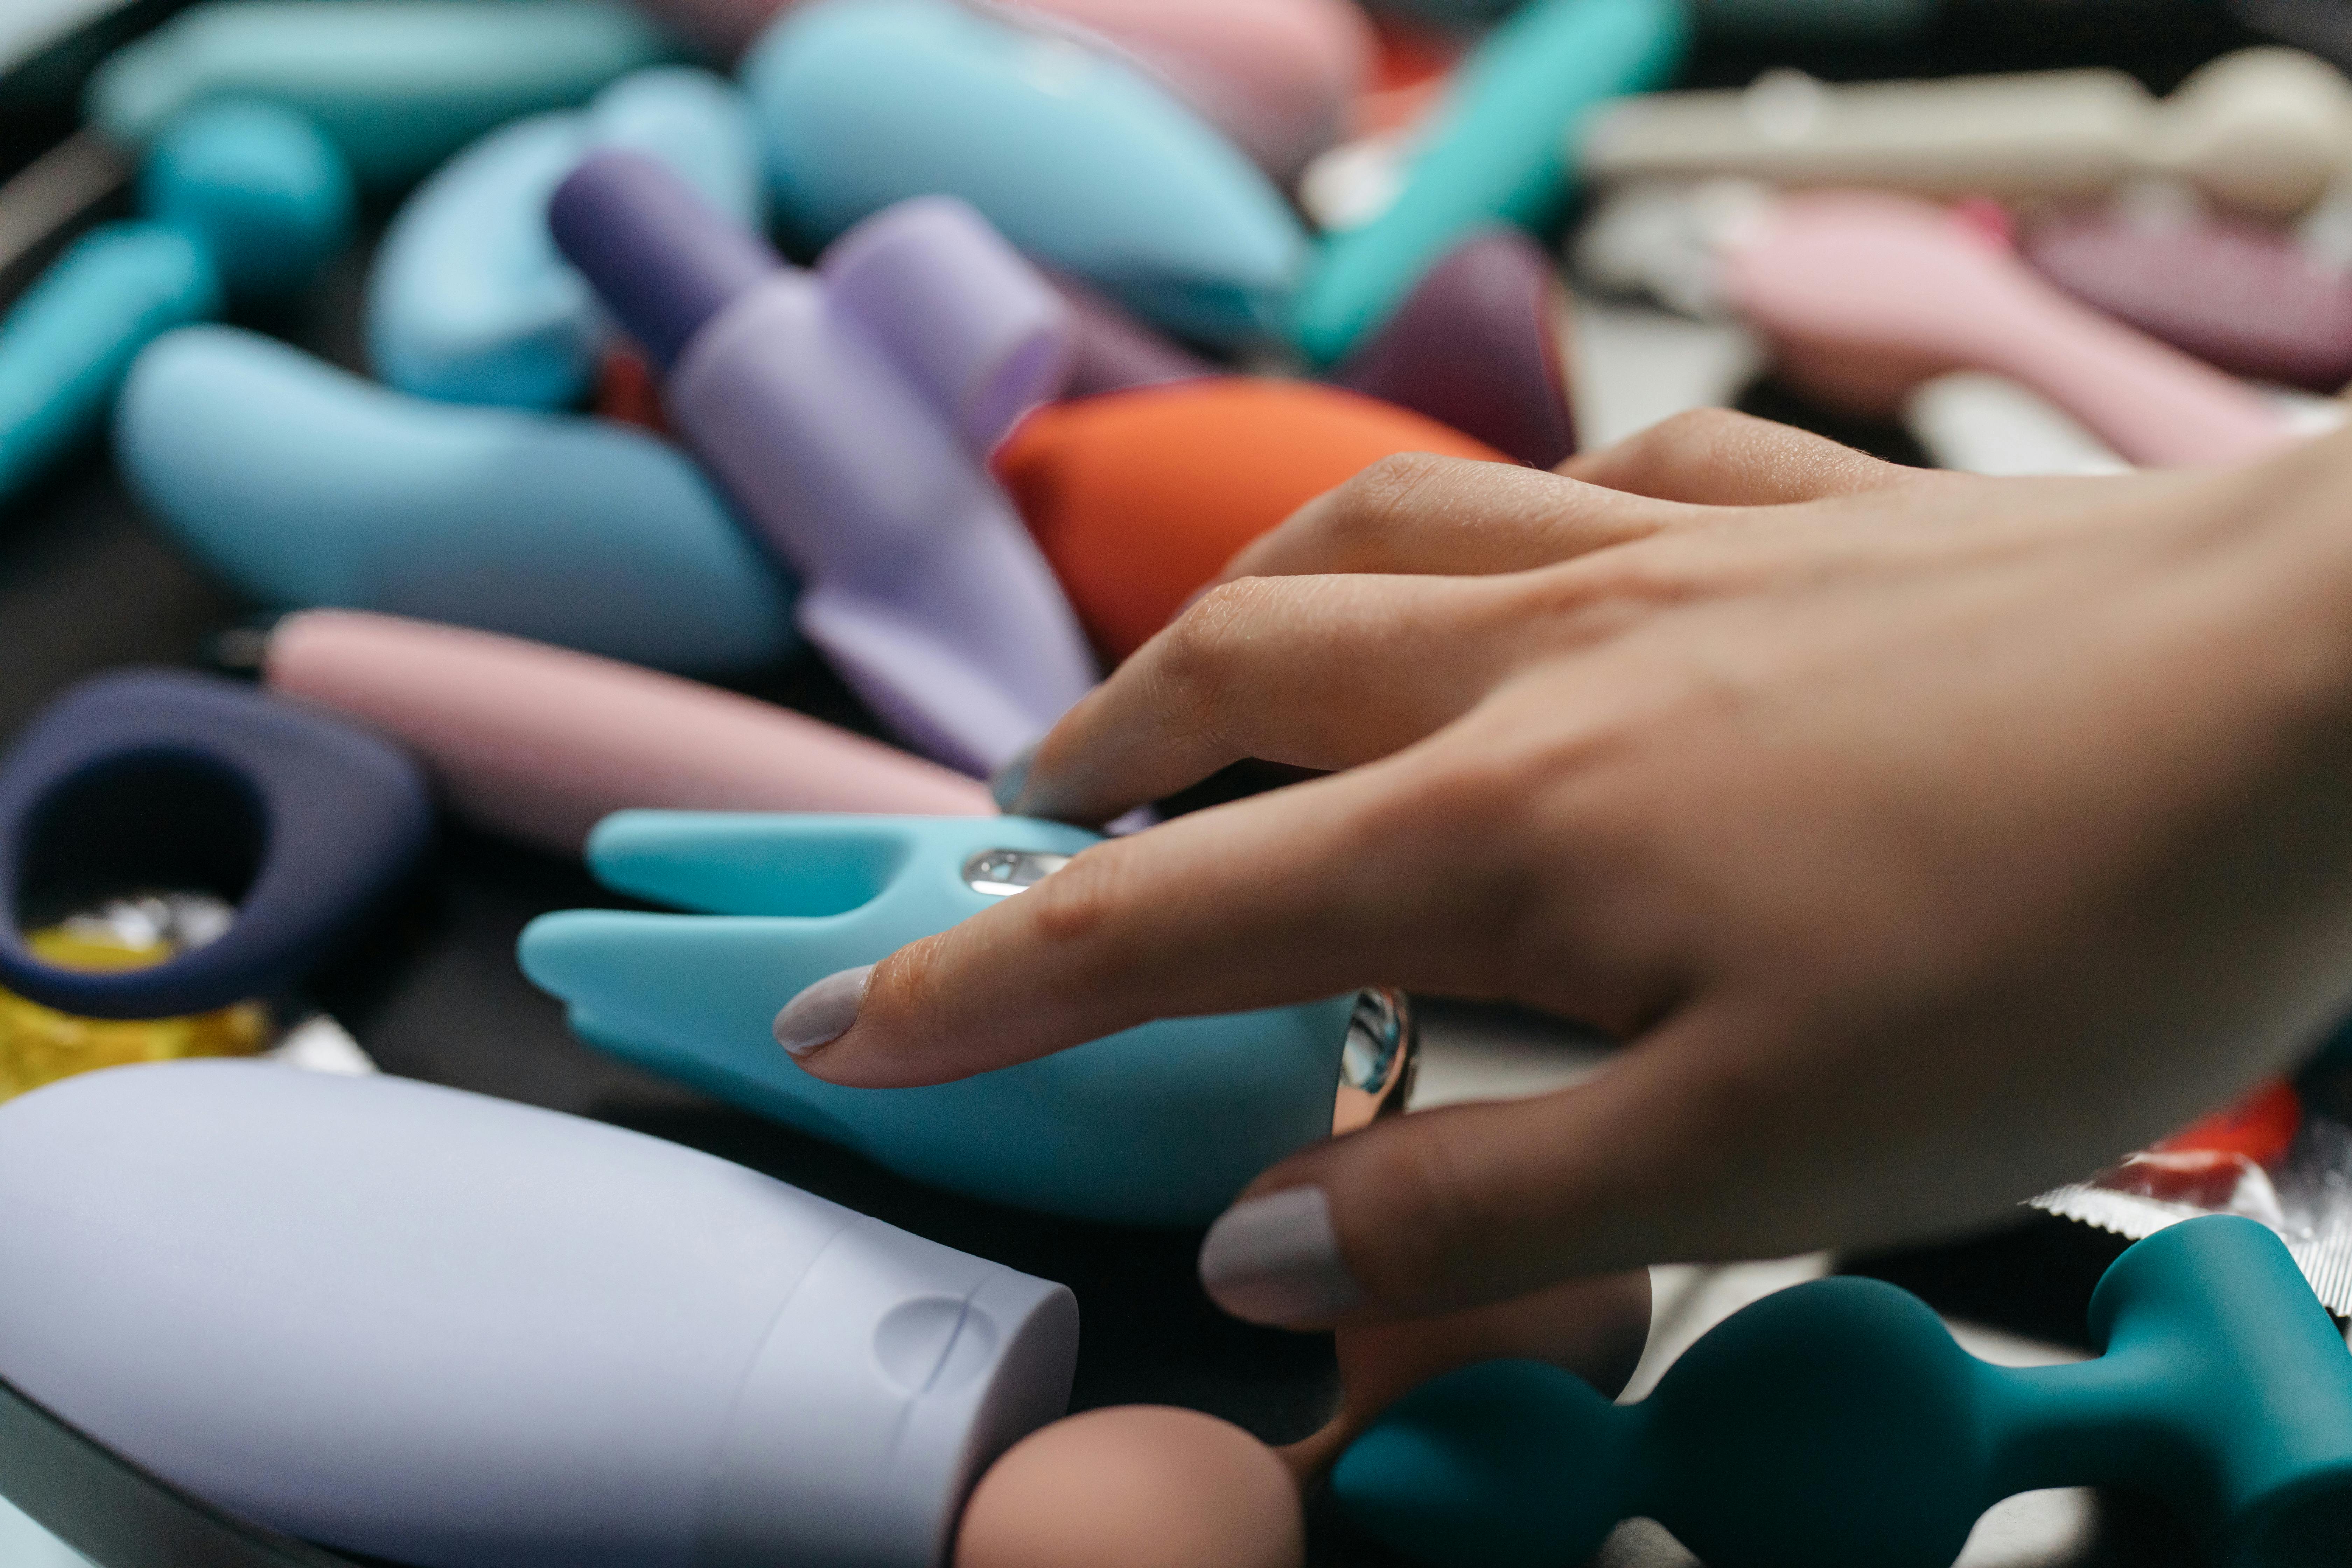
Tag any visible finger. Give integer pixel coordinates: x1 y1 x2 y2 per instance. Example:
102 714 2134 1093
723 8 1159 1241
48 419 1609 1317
781 750 1685 1089
1004 571 1512 826
1193 994 2044 1328
1220 452 1709 584
1559 408 1939 506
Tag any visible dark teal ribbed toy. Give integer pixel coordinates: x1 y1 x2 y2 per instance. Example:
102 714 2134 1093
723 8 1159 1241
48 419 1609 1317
1334 1216 2352 1568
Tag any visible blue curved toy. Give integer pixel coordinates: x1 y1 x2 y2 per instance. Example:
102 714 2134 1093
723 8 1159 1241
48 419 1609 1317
0 670 431 1020
0 225 217 505
0 100 354 507
139 97 354 303
519 813 1373 1223
742 0 1307 347
368 67 763 407
116 326 797 673
88 0 676 190
1291 0 1687 364
1337 1214 2352 1568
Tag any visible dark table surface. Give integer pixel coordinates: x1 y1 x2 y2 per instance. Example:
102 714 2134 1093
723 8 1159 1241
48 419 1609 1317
0 1 2304 1563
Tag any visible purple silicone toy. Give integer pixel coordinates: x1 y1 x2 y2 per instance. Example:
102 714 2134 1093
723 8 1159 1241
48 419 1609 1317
1337 228 1577 470
549 151 1098 775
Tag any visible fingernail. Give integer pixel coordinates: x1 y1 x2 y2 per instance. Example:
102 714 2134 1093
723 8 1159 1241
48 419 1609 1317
989 744 1037 815
1197 1186 1361 1325
773 964 874 1057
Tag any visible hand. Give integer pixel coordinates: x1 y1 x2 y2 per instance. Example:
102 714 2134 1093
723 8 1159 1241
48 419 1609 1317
781 410 2352 1328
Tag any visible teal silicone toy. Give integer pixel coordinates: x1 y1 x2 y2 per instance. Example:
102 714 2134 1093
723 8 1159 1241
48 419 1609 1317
117 326 797 673
88 0 676 190
0 99 355 507
140 98 355 302
0 225 217 505
518 813 1364 1223
369 67 764 406
1290 0 1687 365
1336 1214 2352 1568
743 0 1308 347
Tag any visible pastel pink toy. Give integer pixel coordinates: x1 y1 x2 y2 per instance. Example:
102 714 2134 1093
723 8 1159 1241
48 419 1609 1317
621 0 1368 180
1003 0 1373 181
1722 191 2297 468
263 610 990 855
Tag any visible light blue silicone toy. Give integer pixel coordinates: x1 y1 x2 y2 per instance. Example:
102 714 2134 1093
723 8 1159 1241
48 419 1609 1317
1291 0 1687 364
368 67 764 407
87 0 676 190
1336 1214 2352 1568
518 813 1403 1224
0 100 351 505
742 0 1308 347
116 326 797 672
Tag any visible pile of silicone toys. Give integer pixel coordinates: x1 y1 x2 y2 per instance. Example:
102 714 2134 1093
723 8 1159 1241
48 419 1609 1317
4 0 2352 1565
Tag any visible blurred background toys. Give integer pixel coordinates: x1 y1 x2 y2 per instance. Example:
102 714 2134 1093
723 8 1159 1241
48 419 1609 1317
4 0 2352 1565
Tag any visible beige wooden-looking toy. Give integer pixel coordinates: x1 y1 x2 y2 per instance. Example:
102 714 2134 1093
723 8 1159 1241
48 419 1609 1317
1580 47 2352 221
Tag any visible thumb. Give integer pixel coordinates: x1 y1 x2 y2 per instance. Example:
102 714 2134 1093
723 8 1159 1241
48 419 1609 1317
1194 1013 1819 1326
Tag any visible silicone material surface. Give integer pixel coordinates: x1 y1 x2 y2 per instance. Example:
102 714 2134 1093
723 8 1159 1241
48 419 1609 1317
140 99 354 303
742 0 1307 346
1334 227 1576 468
368 68 763 407
1335 1215 2352 1568
629 0 1368 181
518 813 1358 1223
2023 206 2352 393
0 224 217 506
551 156 1094 773
265 610 992 855
0 1062 1079 1568
1724 191 2297 467
1291 0 1687 364
0 671 430 1019
116 326 798 673
87 0 674 189
1583 47 2352 221
998 0 1371 182
997 379 1505 660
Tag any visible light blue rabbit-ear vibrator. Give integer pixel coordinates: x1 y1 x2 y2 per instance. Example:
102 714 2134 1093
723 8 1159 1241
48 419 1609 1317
517 813 1415 1224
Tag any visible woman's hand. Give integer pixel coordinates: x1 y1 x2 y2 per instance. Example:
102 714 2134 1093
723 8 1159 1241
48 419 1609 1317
780 411 2352 1328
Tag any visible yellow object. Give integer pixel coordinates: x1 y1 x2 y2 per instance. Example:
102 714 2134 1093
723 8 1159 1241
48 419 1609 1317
0 928 270 1104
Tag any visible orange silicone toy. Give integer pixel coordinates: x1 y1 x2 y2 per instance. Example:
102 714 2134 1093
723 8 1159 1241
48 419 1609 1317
996 380 1506 661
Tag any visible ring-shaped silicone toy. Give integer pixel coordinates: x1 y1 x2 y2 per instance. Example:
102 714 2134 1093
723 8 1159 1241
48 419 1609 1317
0 671 432 1020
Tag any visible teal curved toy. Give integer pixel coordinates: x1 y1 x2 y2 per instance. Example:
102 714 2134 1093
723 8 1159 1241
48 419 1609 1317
140 98 354 302
1290 0 1687 365
88 0 675 190
368 67 764 407
742 0 1308 347
116 326 797 673
0 99 354 507
1336 1214 2352 1568
0 225 217 505
518 813 1364 1224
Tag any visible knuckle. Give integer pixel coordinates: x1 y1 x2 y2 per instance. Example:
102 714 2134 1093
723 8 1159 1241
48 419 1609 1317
1144 578 1283 740
1315 452 1473 559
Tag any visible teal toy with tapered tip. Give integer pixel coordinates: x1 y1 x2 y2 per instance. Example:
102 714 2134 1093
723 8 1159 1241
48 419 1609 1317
1290 0 1687 365
88 0 674 190
518 813 1405 1224
1336 1214 2352 1568
0 99 351 506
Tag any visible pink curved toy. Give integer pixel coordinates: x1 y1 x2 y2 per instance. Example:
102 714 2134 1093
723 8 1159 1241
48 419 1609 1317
1006 0 1371 181
264 610 990 855
622 0 1367 179
1723 191 2298 468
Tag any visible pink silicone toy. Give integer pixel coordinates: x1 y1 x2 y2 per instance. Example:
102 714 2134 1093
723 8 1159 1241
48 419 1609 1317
1723 191 2299 468
264 609 990 855
622 0 1368 180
